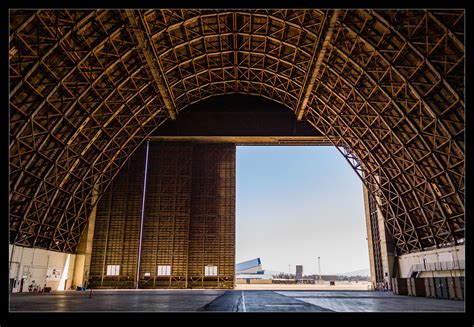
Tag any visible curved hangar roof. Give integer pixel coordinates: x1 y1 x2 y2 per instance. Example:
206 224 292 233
9 9 464 255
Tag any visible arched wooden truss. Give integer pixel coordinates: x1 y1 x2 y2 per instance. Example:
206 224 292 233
9 9 464 255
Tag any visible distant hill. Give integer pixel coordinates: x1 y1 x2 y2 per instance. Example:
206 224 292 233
338 268 370 277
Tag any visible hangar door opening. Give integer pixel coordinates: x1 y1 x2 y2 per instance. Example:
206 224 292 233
236 146 371 288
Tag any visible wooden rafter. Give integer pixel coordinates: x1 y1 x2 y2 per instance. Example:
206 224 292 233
296 9 341 121
125 9 176 120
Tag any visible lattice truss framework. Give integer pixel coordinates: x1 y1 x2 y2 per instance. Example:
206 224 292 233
9 9 464 255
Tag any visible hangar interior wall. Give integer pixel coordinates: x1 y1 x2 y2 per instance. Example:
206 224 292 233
397 245 465 279
89 142 235 289
9 244 76 293
139 142 193 288
89 145 146 288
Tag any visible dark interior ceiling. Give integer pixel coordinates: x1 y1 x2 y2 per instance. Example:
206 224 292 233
154 94 324 137
9 9 464 255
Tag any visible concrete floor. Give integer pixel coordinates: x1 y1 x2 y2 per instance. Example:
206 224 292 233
9 289 464 312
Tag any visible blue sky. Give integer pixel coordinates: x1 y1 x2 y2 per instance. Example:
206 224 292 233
236 146 369 275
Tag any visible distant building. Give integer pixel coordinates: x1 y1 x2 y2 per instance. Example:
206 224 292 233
296 265 303 280
236 258 263 274
235 258 273 284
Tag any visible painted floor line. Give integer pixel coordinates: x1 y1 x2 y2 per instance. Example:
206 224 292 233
241 291 247 312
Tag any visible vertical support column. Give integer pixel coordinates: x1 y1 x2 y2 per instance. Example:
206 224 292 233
72 178 100 289
140 142 193 288
89 144 150 288
363 185 377 289
373 193 396 287
136 140 150 289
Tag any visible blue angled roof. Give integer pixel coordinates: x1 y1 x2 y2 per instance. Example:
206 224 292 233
236 258 261 271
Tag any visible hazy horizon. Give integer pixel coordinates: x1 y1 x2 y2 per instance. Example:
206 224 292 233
236 146 370 276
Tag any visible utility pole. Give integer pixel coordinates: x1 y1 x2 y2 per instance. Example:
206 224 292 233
318 257 321 284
